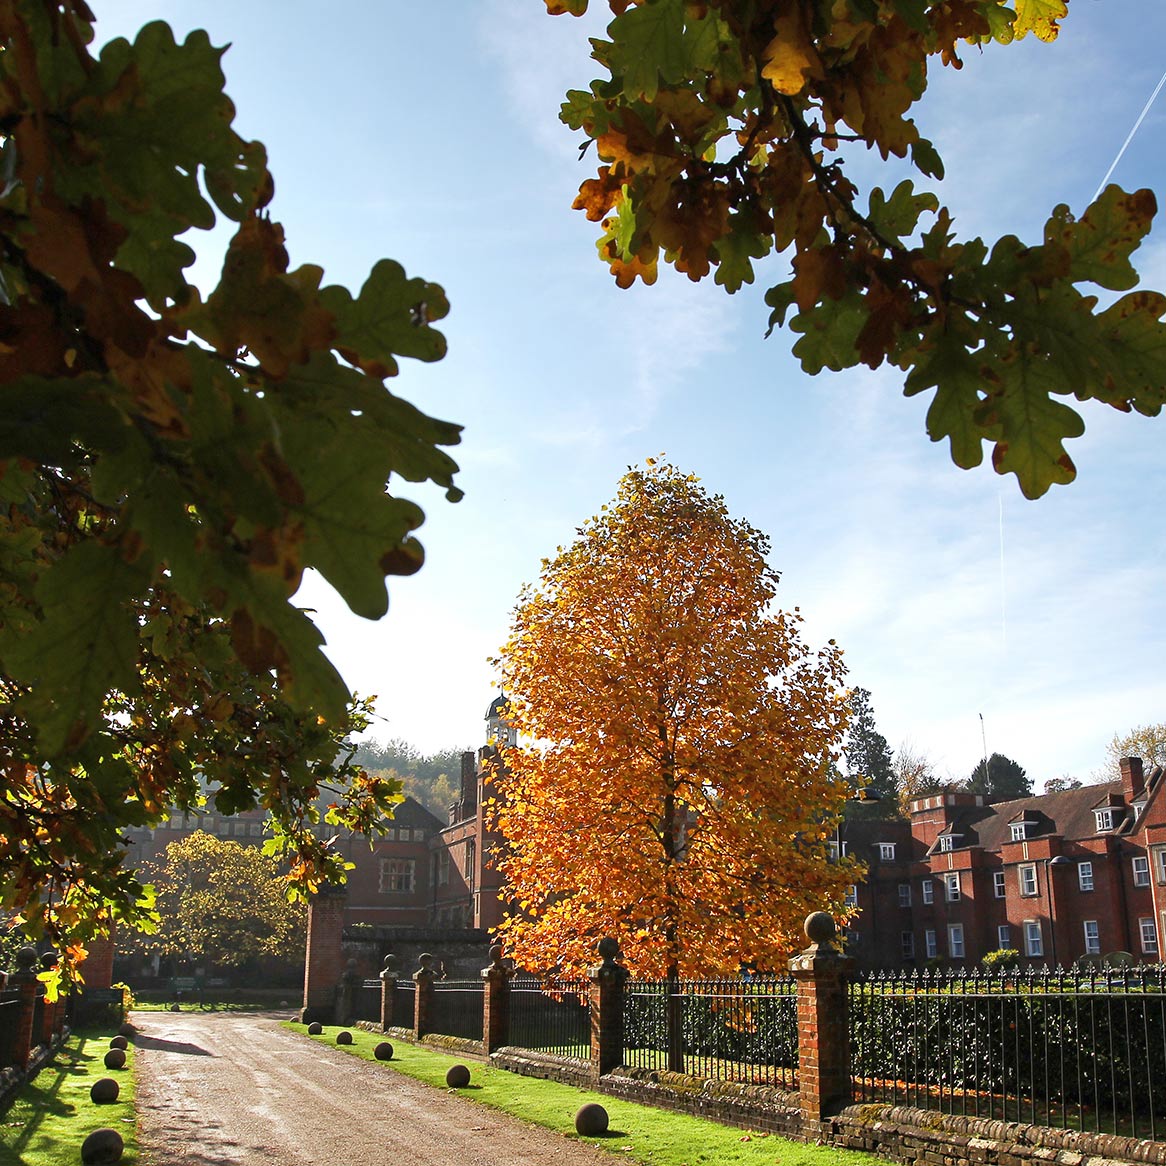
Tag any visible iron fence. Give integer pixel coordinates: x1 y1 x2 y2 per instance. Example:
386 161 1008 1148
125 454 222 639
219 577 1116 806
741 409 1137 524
395 980 415 1028
0 990 20 1068
509 977 589 1061
850 965 1166 1141
353 980 381 1024
624 976 798 1087
429 980 484 1042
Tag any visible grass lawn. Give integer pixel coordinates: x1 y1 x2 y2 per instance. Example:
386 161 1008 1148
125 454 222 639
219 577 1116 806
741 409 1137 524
0 1029 137 1166
287 1023 895 1166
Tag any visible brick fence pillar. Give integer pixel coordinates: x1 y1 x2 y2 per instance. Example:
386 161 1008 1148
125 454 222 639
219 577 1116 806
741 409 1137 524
379 954 399 1031
84 931 116 990
38 952 58 1045
589 936 628 1080
8 947 39 1069
481 944 511 1053
789 911 854 1130
299 888 347 1024
413 953 438 1039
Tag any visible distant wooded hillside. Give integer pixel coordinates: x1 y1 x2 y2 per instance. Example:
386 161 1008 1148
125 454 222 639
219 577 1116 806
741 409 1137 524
351 739 470 819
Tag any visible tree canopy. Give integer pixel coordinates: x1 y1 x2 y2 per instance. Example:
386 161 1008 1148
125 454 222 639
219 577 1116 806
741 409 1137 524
967 751 1031 801
1104 723 1166 778
843 686 896 803
350 740 469 818
0 1 451 968
126 831 306 973
489 460 859 980
548 0 1166 499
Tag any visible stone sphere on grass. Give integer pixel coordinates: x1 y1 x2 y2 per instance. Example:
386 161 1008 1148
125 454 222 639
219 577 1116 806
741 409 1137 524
336 1030 353 1045
575 1103 609 1136
306 1021 322 1035
116 1023 134 1038
445 1064 471 1088
109 1035 128 1051
81 1126 124 1163
168 1003 180 1012
374 1041 394 1061
89 1077 120 1104
102 1048 126 1070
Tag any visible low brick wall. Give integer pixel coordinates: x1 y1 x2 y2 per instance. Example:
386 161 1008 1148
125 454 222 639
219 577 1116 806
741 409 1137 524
358 1030 1166 1166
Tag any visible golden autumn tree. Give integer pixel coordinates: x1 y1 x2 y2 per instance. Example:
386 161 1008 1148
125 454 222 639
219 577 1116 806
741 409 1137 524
489 460 860 983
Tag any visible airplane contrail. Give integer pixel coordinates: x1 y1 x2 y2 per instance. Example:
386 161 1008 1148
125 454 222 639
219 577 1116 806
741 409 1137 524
1092 68 1166 203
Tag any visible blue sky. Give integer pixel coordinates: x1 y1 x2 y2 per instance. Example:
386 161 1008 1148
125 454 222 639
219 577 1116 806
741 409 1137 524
102 2 1166 786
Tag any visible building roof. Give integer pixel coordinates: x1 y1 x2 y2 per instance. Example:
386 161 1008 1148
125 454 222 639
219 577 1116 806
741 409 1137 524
391 796 443 831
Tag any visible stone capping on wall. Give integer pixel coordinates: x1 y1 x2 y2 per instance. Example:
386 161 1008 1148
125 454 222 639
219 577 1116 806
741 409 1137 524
356 1029 1166 1166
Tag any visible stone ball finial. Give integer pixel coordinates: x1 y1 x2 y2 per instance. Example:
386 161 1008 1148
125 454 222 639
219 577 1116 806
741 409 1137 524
382 953 398 973
39 950 58 971
418 952 434 970
489 944 504 964
804 911 836 944
14 946 36 973
597 936 620 963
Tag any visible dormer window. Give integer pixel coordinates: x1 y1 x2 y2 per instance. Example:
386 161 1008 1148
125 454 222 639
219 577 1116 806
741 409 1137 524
1095 808 1120 832
878 843 896 861
1010 822 1030 842
937 834 956 853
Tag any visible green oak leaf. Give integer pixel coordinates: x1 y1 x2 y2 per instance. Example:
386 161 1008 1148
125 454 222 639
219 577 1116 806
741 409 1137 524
0 542 147 755
1091 291 1166 414
790 291 868 374
1045 185 1156 293
713 220 772 292
320 260 449 377
867 181 938 244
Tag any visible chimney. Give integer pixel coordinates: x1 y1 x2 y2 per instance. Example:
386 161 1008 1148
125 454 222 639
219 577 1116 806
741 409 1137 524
460 750 477 816
1120 756 1145 802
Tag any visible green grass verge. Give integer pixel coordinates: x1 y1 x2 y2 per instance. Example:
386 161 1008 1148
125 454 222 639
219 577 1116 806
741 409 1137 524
0 1029 137 1166
286 1023 894 1166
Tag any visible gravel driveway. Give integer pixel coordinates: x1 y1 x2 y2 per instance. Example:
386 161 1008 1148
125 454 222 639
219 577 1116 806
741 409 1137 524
132 1010 615 1165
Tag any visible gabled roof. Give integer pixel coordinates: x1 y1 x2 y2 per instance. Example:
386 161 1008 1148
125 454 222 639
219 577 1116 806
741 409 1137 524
390 796 444 831
962 781 1126 850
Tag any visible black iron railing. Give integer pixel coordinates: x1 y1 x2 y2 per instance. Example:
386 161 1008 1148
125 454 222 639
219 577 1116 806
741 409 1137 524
850 965 1166 1141
509 977 589 1060
429 980 484 1042
353 980 381 1024
624 976 798 1087
0 990 21 1067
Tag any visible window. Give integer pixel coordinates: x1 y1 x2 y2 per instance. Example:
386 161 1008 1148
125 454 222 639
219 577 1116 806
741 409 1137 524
1083 920 1101 955
997 924 1012 949
898 883 912 908
937 835 954 853
948 923 965 959
944 872 961 902
1140 917 1158 955
232 821 246 836
1019 863 1038 897
1078 861 1094 892
844 884 858 908
465 840 476 893
921 879 934 905
1095 808 1119 832
1010 822 1029 842
993 871 1006 899
1024 921 1043 958
1133 856 1151 888
249 822 262 837
879 843 896 861
379 858 415 894
925 929 938 959
437 849 450 886
1155 849 1166 885
901 931 915 959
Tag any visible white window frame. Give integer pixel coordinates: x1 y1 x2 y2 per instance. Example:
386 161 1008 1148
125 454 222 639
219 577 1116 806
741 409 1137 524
993 871 1006 899
1133 856 1151 888
898 883 912 908
944 872 961 902
901 931 915 959
997 924 1012 949
379 857 416 894
948 923 965 959
925 929 938 959
1140 917 1158 955
1095 808 1118 832
1019 863 1038 897
1078 861 1094 892
1024 920 1043 958
879 842 896 861
1155 849 1166 885
921 879 934 905
1083 920 1101 955
1010 822 1028 842
937 835 954 853
845 884 858 908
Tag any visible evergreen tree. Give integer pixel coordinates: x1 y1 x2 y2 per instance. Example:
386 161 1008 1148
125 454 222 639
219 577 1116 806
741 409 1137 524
968 753 1032 801
844 688 896 803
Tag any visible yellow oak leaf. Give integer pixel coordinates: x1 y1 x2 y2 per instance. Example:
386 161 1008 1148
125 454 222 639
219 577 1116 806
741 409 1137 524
1013 0 1066 41
760 10 822 96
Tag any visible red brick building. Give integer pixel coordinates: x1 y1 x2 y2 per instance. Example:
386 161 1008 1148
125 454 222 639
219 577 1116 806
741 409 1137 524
842 757 1166 969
